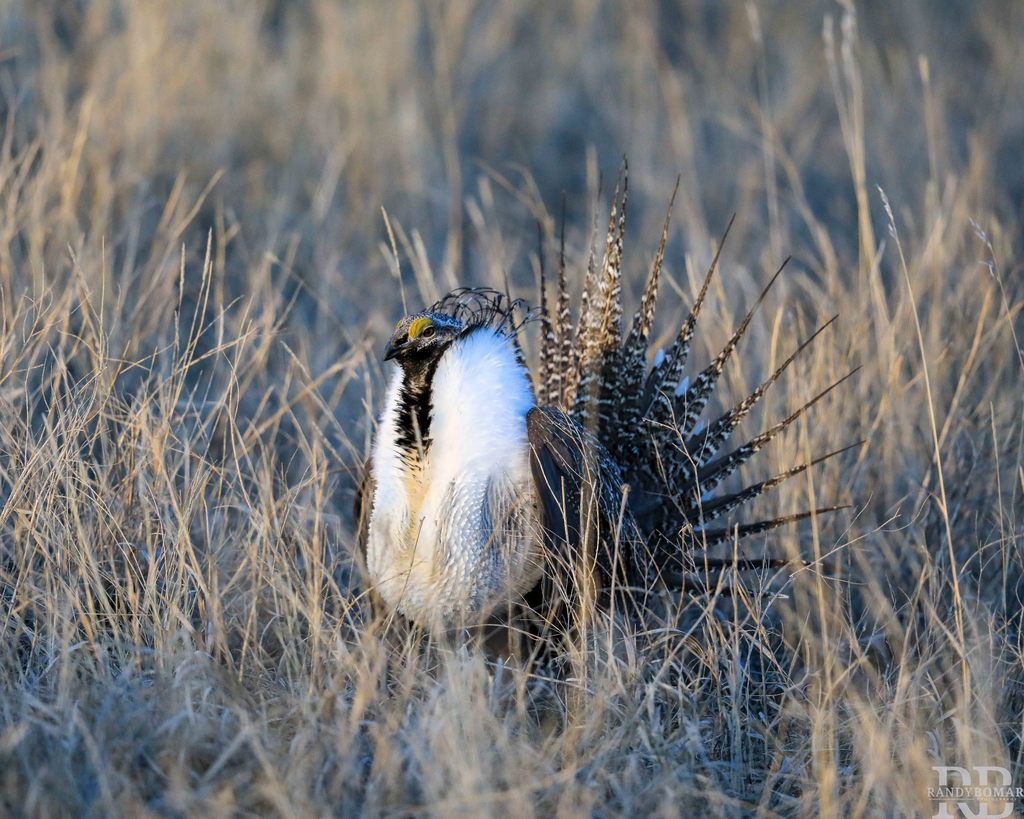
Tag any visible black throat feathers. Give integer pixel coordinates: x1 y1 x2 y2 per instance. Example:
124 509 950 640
394 354 441 459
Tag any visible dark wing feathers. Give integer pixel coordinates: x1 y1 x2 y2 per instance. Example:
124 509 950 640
526 406 640 591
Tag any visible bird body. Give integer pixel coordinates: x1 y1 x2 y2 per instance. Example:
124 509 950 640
358 186 853 636
366 325 543 627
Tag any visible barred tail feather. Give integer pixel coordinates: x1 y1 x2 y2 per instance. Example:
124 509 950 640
554 209 573 408
641 215 733 425
537 237 553 398
669 259 787 442
694 506 852 547
572 170 627 430
674 368 861 502
611 178 679 464
674 315 839 484
686 441 862 525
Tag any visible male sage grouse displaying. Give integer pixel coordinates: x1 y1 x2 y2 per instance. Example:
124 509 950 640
357 184 854 636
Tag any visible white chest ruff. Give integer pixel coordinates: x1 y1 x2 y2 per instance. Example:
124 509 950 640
366 329 542 627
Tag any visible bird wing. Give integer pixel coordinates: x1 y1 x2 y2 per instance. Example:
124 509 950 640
526 406 639 599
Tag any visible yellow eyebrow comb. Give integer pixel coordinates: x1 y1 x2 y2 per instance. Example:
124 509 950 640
407 316 433 339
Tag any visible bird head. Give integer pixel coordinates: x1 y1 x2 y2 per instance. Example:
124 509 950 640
383 312 464 366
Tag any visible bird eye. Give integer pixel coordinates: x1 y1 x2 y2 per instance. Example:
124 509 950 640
421 325 436 338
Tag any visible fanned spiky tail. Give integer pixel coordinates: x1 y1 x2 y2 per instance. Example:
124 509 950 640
537 173 854 581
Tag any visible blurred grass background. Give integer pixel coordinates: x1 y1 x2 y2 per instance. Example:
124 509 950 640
0 1 1022 816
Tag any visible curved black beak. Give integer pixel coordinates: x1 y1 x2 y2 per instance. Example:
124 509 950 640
383 339 401 362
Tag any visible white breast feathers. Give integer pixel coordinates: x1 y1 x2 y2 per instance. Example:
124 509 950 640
366 327 543 629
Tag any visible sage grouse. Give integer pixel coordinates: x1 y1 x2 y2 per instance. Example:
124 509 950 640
357 188 854 635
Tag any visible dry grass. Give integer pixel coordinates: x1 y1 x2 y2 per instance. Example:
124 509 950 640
0 1 1022 816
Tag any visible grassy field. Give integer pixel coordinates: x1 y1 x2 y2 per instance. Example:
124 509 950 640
1 1 1022 816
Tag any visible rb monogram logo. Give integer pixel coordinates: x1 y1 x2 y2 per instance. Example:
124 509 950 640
930 766 1019 819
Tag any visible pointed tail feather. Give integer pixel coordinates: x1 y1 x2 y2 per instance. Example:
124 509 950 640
610 178 679 464
693 505 851 547
674 315 839 484
642 214 734 414
668 258 789 444
537 224 554 399
662 555 804 592
676 367 860 502
692 555 803 570
572 168 628 431
686 441 862 525
552 202 574 408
